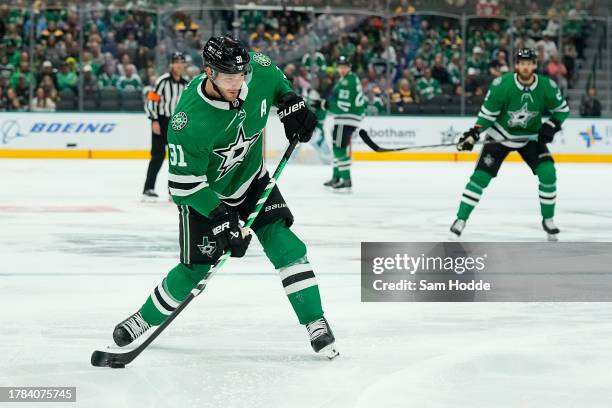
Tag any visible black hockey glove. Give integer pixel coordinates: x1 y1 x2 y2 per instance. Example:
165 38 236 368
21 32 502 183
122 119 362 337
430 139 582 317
457 126 482 151
277 93 317 143
310 99 326 111
209 205 252 258
538 118 561 144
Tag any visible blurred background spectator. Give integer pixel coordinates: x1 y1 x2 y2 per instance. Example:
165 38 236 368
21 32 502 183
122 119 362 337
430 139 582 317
580 86 602 117
31 86 56 111
0 0 605 116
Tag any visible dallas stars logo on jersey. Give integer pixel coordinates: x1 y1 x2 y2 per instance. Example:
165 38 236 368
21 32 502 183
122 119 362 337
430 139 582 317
253 53 271 66
213 124 262 179
507 102 538 128
171 111 188 131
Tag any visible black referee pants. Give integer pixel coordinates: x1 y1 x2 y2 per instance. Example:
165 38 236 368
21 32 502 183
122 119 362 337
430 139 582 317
143 116 169 192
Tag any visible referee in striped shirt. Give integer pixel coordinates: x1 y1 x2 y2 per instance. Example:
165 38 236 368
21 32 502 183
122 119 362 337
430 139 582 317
142 51 189 199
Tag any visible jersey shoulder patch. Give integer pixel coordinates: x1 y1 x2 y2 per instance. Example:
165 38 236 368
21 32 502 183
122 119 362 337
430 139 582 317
548 78 558 88
171 111 188 131
492 76 502 86
252 52 271 67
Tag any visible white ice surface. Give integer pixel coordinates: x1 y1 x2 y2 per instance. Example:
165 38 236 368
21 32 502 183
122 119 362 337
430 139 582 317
1 158 612 408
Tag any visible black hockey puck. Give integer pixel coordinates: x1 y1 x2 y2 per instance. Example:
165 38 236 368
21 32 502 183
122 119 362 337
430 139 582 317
109 362 125 369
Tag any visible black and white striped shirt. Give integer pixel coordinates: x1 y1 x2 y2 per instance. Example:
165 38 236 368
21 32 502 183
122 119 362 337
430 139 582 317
145 72 188 120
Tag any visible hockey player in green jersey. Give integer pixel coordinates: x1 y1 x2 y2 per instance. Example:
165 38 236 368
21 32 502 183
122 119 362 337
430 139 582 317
324 56 366 192
450 48 570 241
112 36 338 358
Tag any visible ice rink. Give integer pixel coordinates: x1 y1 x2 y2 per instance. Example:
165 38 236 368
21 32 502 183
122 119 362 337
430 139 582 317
1 157 612 407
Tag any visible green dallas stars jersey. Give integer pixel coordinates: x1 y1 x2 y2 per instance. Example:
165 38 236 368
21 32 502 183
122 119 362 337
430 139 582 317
166 52 294 217
476 73 570 148
329 72 366 127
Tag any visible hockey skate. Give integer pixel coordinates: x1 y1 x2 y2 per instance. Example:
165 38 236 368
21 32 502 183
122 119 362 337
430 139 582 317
113 311 151 347
330 178 352 193
306 317 339 359
323 177 339 188
142 189 159 202
542 218 560 242
449 219 466 240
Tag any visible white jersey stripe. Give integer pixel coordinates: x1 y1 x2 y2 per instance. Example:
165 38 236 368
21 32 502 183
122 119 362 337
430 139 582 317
168 174 208 183
170 182 208 197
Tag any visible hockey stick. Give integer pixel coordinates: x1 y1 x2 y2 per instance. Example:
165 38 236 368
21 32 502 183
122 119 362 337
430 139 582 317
91 138 300 368
357 129 533 152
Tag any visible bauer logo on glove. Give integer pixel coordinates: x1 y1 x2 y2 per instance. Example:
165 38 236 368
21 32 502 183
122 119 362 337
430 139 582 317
278 100 306 120
277 93 317 143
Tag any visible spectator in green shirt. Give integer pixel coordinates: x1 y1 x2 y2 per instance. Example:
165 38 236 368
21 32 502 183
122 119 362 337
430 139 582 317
416 68 442 101
301 52 327 73
467 46 489 76
447 53 462 86
98 63 118 89
338 34 356 60
0 55 15 79
57 61 78 92
366 88 386 115
9 60 35 89
80 51 101 76
117 64 142 91
9 51 28 69
417 40 435 66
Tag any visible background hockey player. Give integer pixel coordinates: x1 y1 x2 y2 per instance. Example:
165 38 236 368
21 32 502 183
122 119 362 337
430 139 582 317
450 48 570 241
113 36 338 358
324 56 365 192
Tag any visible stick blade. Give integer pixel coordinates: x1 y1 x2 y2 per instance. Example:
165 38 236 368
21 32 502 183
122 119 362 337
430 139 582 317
358 129 395 152
91 349 134 368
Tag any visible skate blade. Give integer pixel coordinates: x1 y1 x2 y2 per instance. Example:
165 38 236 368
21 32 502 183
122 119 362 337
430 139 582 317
331 188 352 194
547 233 559 242
141 196 159 203
319 343 340 360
